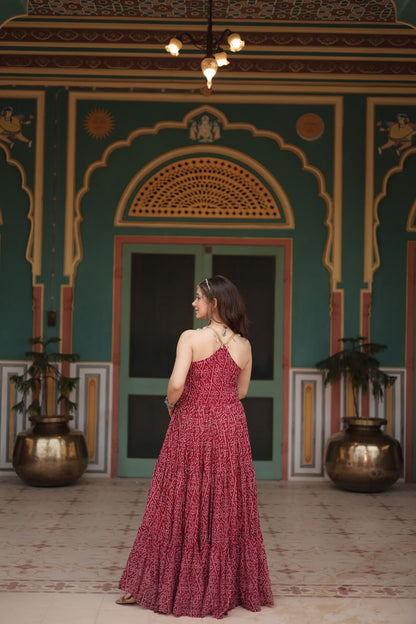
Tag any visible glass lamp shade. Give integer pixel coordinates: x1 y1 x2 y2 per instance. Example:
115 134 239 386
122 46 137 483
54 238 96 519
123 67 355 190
214 51 229 67
165 37 183 56
227 33 245 52
200 56 218 89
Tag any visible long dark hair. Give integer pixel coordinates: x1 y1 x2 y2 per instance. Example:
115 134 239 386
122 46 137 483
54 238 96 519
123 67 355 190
199 275 249 338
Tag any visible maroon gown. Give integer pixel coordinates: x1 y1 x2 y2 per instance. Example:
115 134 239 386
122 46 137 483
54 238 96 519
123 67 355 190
119 341 274 619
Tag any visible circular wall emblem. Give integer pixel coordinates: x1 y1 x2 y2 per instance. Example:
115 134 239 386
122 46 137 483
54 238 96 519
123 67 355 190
296 113 324 141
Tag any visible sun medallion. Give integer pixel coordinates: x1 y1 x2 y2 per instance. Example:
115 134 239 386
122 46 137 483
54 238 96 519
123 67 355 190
83 108 115 139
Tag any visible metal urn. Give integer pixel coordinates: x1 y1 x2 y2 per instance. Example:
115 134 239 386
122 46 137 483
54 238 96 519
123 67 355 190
13 416 89 487
10 337 87 487
324 417 403 493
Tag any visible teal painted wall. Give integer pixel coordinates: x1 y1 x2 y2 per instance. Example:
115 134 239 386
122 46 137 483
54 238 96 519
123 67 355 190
73 100 332 364
371 151 416 365
40 89 68 344
1 90 414 365
0 150 32 359
0 96 36 358
341 96 367 342
0 87 415 476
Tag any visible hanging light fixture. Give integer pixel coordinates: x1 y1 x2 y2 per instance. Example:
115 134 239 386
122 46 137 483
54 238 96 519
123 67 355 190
165 0 245 90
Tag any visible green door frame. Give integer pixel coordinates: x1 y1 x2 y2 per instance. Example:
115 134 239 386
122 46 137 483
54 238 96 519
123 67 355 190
117 242 285 479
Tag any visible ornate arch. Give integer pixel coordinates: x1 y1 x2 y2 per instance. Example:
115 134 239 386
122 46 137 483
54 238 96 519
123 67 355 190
406 195 416 231
70 103 337 286
368 146 416 284
114 147 294 229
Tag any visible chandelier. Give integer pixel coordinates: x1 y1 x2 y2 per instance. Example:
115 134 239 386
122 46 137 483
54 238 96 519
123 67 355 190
165 0 245 90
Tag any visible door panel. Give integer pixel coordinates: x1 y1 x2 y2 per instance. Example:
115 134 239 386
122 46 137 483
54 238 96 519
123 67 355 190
118 243 284 479
127 395 170 458
212 254 275 379
243 397 274 461
129 252 194 378
211 247 284 478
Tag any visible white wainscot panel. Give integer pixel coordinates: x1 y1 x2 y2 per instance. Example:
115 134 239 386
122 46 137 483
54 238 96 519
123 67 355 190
0 362 26 470
289 370 330 479
0 362 113 476
73 363 113 475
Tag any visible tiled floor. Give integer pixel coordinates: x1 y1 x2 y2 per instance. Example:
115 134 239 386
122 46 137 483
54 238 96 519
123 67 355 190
0 475 415 623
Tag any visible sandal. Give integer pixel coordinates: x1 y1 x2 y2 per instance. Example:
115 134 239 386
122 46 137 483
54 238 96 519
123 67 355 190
115 593 136 605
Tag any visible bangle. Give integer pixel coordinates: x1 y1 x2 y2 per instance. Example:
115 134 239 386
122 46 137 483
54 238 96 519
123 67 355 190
164 396 176 410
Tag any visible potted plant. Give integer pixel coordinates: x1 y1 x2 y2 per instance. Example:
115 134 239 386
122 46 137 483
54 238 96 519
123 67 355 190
316 336 403 492
10 336 89 487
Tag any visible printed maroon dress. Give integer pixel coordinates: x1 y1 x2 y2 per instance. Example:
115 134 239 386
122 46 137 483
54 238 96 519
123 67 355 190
119 338 274 619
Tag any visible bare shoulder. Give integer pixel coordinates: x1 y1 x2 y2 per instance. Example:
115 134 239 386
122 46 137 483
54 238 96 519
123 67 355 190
228 334 252 369
178 328 208 345
235 334 251 352
178 329 198 341
177 328 210 361
176 329 195 347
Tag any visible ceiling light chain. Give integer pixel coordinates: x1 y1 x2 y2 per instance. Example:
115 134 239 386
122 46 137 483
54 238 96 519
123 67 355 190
165 0 245 90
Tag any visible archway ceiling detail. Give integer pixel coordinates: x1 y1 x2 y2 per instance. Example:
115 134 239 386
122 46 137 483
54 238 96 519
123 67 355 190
1 1 415 87
25 1 400 24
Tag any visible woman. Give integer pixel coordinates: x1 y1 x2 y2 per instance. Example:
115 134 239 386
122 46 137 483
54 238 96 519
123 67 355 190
117 275 274 618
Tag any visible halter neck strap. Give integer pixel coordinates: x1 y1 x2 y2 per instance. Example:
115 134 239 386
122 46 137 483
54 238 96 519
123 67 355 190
207 325 235 345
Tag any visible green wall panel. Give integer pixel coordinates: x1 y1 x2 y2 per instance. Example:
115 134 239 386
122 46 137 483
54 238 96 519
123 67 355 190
0 152 33 359
340 96 367 341
371 154 416 365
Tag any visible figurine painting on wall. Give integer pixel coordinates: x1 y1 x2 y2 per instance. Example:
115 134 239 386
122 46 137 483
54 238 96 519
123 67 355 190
0 105 34 149
189 114 221 143
377 112 416 157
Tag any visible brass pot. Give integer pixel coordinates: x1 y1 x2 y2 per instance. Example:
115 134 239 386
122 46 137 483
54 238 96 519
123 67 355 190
324 417 403 493
13 416 89 487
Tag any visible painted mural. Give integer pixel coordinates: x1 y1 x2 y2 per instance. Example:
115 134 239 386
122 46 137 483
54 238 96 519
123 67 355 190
0 105 33 150
377 112 416 157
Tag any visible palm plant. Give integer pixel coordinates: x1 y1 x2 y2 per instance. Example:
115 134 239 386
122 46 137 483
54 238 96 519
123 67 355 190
316 336 396 418
11 337 80 420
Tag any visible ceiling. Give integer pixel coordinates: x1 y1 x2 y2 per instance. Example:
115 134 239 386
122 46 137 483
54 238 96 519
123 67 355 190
0 1 415 91
0 0 412 25
15 1 411 25
26 0 398 23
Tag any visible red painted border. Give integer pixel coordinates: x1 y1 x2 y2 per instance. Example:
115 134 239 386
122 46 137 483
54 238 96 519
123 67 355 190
32 285 43 340
405 242 415 482
111 241 123 477
61 286 74 377
330 290 343 433
111 235 293 479
281 239 292 480
361 291 372 417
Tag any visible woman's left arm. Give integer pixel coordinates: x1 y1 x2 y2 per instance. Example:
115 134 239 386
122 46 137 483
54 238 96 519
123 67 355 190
166 330 193 411
237 341 252 399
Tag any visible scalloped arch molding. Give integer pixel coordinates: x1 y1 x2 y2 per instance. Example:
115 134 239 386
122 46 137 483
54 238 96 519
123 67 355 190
70 104 335 287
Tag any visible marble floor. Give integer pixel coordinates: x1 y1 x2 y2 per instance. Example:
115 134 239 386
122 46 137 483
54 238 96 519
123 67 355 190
0 475 415 624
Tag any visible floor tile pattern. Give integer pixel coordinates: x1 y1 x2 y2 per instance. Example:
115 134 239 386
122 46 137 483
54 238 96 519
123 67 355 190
0 476 415 623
